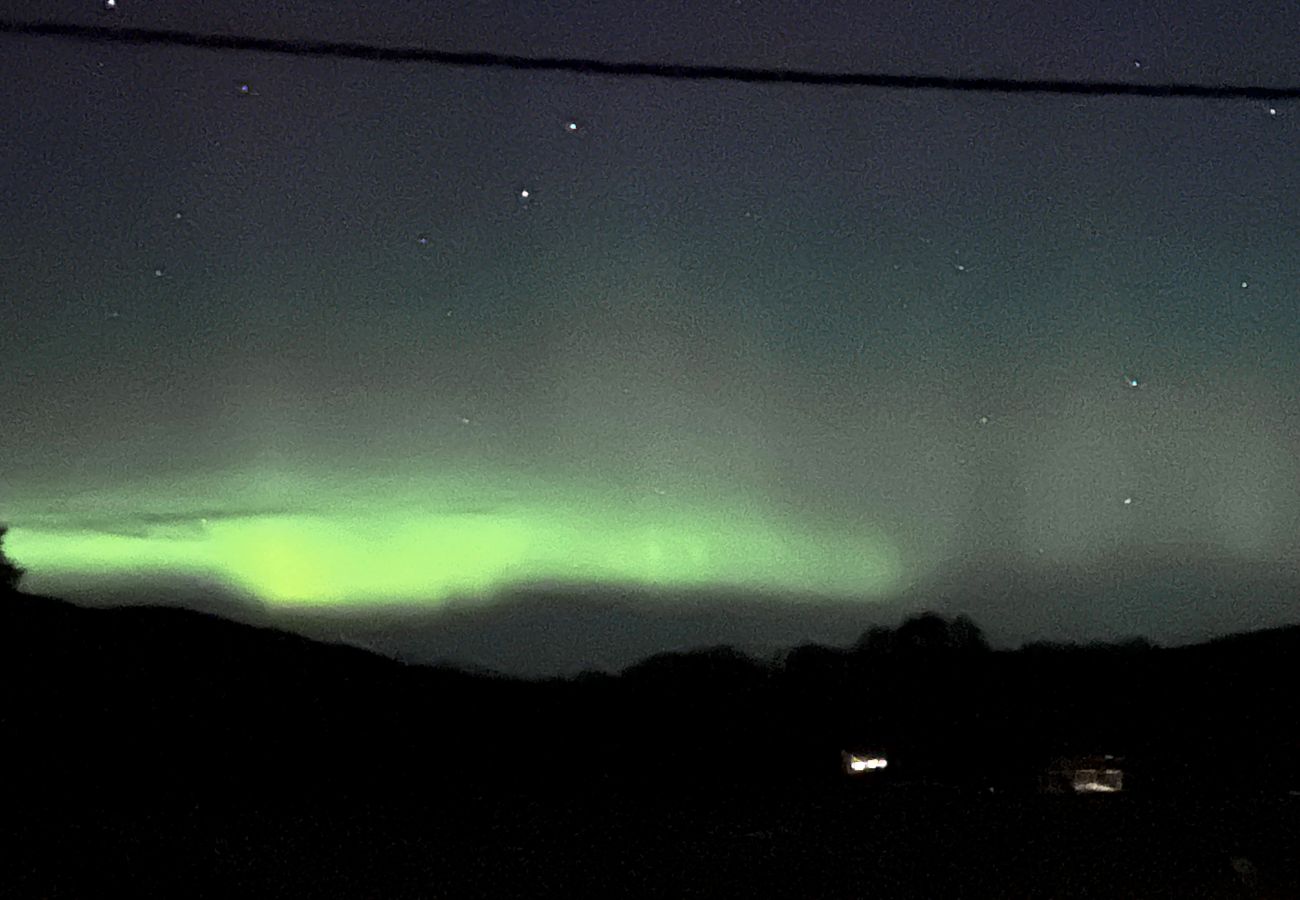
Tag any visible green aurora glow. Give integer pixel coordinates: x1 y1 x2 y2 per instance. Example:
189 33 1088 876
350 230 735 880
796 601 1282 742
2 11 1298 659
7 468 904 606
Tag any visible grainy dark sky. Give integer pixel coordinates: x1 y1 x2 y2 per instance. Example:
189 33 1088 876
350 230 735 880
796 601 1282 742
1 1 1297 672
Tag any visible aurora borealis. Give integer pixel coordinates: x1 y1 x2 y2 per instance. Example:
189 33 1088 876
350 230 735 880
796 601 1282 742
1 2 1298 667
8 467 903 605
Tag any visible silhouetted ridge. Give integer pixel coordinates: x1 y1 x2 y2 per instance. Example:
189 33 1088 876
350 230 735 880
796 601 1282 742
3 593 1299 806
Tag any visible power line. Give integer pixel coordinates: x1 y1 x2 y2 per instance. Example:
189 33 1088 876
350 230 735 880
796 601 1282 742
3 18 1298 101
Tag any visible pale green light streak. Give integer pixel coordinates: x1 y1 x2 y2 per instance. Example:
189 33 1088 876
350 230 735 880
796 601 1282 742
7 469 903 607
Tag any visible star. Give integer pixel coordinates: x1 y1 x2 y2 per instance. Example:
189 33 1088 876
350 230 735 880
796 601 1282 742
416 234 430 246
977 415 990 426
103 0 117 9
519 188 531 200
1125 376 1140 388
564 121 579 133
1268 107 1278 116
1123 497 1133 506
1240 280 1249 289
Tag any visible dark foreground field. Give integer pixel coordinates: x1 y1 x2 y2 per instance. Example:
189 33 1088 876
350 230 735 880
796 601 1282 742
5 593 1300 897
6 783 1299 898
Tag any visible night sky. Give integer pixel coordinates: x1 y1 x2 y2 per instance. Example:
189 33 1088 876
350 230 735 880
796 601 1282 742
2 2 1298 672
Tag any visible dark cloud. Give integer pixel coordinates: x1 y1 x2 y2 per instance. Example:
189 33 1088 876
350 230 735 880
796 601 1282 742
36 569 271 623
19 506 306 540
274 581 905 677
270 551 1300 676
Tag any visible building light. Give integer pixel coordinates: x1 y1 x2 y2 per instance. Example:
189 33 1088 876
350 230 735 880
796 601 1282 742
1076 781 1119 793
845 753 888 774
1072 767 1123 793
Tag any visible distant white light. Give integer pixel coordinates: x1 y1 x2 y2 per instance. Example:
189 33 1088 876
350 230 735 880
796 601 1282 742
846 754 887 773
1126 376 1140 388
1241 281 1249 289
1071 767 1124 793
1268 107 1277 116
1133 59 1143 69
519 188 531 199
1076 780 1119 793
564 121 579 132
103 0 117 9
153 268 165 277
978 415 990 426
1123 497 1133 506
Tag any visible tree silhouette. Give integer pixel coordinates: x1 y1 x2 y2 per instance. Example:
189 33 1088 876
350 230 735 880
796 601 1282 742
949 614 990 653
892 612 990 654
853 624 895 655
0 524 25 593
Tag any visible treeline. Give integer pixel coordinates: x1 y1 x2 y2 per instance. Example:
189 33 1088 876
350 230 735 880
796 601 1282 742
590 612 1297 796
3 589 1298 805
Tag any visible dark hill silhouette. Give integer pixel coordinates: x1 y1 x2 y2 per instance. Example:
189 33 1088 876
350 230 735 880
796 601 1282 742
277 580 906 676
5 587 1300 804
6 589 1300 898
1197 621 1300 653
911 544 1300 649
36 545 1300 676
226 547 1300 676
1 591 557 803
